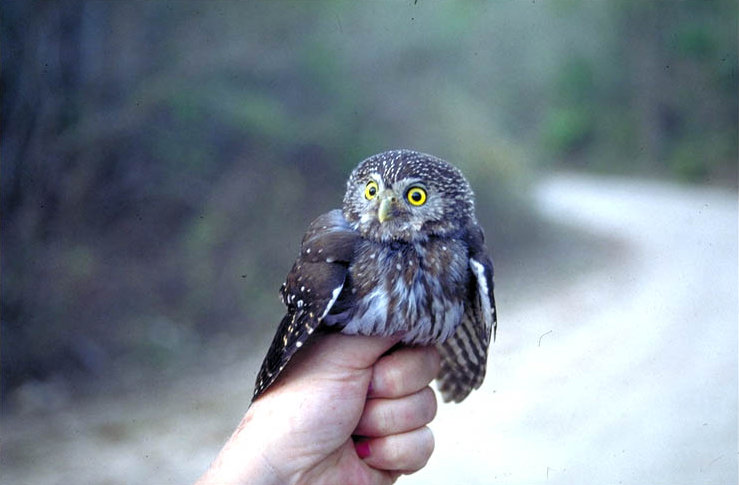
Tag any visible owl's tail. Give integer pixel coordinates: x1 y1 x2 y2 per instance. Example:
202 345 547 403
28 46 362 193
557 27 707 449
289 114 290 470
435 309 489 403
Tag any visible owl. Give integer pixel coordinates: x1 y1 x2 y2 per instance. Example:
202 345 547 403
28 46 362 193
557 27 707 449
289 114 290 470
253 149 496 403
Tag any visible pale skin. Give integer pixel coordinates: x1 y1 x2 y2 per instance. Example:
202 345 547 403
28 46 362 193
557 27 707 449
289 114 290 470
196 334 440 485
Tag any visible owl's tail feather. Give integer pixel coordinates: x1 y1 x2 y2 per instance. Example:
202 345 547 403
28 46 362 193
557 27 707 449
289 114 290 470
436 309 488 403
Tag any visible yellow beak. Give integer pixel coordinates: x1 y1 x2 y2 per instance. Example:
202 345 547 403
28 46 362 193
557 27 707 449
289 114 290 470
377 194 396 223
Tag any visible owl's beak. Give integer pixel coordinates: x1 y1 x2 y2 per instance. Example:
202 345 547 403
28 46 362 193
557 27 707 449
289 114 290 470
377 193 397 223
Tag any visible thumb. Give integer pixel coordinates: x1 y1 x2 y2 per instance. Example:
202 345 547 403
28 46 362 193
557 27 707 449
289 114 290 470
265 333 401 400
303 333 402 373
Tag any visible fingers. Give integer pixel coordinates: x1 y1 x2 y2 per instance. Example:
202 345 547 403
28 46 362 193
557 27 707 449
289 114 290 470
369 346 440 398
270 333 401 398
356 427 435 474
354 386 437 437
353 347 440 477
295 333 402 374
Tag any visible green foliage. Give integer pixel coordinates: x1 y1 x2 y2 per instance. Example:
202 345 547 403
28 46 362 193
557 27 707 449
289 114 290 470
668 129 738 183
2 0 736 400
675 25 717 60
541 107 595 156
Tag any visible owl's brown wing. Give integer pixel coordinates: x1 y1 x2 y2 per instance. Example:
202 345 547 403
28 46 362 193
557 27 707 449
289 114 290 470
252 210 359 401
436 223 496 403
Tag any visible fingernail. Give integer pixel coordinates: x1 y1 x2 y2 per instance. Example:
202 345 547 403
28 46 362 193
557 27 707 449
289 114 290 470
355 440 371 459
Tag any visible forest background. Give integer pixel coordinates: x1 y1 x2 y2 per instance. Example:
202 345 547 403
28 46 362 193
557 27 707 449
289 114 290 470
2 1 736 413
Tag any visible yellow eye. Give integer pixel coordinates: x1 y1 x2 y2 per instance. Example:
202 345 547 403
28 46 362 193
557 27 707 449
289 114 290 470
406 187 427 206
364 180 379 200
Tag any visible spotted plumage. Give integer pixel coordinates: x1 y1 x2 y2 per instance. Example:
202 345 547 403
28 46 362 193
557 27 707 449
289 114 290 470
253 149 497 403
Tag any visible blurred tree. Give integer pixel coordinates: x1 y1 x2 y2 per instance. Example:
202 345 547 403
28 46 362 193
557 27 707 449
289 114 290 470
609 0 736 179
1 0 736 406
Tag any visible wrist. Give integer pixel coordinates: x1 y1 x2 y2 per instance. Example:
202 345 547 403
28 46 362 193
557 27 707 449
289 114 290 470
195 404 283 485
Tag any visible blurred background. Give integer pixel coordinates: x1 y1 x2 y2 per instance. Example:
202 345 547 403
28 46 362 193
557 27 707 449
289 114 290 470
1 1 737 484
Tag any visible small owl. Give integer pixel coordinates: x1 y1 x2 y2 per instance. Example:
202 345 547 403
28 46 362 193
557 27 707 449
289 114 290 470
253 149 496 403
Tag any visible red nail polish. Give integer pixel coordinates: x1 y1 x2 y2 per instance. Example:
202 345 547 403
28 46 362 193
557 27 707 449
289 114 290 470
355 440 371 459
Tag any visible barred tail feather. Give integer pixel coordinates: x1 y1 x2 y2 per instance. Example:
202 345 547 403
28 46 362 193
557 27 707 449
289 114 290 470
435 309 488 403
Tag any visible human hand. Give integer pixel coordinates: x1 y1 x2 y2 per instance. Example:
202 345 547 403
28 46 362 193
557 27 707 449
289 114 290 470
196 334 440 485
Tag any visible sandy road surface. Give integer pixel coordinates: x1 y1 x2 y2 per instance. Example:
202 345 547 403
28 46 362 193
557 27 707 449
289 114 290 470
2 174 737 484
407 174 738 485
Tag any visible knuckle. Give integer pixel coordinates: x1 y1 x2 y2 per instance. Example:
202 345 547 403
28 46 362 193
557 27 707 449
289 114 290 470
381 363 405 395
420 387 438 423
418 427 435 461
370 427 435 472
426 347 441 376
405 427 435 470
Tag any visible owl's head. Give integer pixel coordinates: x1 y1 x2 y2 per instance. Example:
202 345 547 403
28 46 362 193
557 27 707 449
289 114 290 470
342 150 476 243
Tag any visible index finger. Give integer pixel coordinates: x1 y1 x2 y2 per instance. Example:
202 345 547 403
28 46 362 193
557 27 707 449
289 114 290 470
369 346 441 399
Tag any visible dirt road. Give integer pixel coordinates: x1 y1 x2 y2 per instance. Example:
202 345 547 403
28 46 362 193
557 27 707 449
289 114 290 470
2 174 736 484
407 174 738 484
